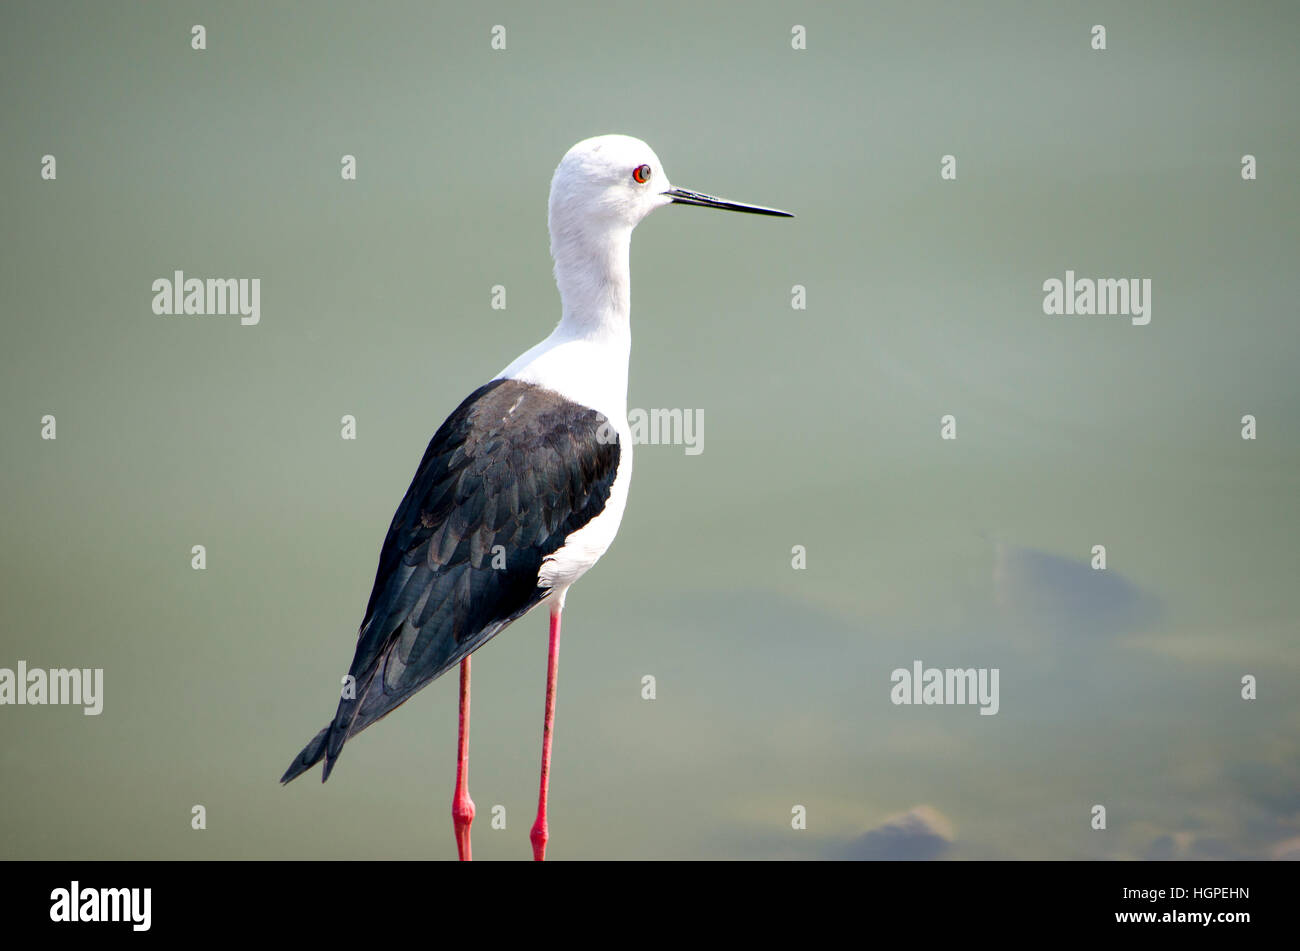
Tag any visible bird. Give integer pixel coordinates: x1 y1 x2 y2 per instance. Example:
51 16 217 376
280 134 792 860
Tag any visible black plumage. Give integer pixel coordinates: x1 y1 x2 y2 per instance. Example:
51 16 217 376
281 378 620 783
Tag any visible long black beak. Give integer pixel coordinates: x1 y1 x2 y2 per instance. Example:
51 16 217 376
664 186 793 217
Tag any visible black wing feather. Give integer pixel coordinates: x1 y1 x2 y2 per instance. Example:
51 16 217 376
281 379 620 783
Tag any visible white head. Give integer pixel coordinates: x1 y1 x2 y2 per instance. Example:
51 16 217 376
548 134 792 245
543 134 792 333
549 135 673 233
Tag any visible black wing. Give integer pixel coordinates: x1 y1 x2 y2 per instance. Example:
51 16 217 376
282 378 620 783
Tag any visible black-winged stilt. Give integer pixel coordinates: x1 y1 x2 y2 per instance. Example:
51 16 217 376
280 134 791 860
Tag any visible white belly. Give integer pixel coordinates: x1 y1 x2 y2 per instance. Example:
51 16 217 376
537 422 632 602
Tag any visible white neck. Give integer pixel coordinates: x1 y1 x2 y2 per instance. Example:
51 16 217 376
552 221 632 342
495 220 634 423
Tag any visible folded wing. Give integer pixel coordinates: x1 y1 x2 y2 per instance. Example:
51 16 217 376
281 378 620 783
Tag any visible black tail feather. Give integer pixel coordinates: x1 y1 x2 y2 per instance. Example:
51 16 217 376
280 663 378 785
280 726 330 784
280 615 524 786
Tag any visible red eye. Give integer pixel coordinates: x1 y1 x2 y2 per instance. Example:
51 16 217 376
632 164 652 184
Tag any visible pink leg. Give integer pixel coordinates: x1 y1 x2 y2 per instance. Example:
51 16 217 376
530 605 562 861
452 656 475 861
